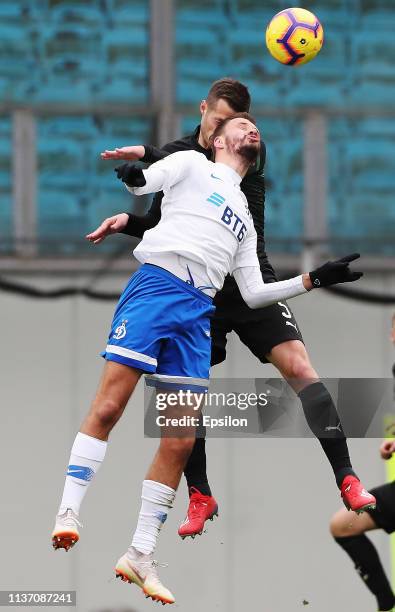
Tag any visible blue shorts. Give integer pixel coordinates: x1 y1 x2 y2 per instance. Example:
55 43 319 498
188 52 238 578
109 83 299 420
102 264 215 392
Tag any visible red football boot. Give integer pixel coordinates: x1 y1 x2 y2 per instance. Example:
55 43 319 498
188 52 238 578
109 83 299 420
341 475 376 514
178 487 218 539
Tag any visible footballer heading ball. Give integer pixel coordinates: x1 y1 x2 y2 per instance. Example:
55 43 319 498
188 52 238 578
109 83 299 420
266 7 324 66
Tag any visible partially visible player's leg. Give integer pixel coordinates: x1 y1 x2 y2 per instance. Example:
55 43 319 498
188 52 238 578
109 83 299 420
116 275 214 603
330 484 395 611
117 393 207 602
178 316 229 538
80 361 141 439
234 302 375 512
52 361 141 550
268 339 356 484
267 339 375 511
116 418 197 604
53 266 163 551
183 416 210 495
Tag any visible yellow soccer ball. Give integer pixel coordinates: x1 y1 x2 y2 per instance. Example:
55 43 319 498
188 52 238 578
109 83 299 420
266 7 324 66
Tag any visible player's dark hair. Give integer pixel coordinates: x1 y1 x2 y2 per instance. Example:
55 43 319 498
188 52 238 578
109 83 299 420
209 112 257 156
206 78 251 112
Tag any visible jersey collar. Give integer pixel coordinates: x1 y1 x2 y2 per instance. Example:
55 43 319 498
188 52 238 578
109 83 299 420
192 125 211 156
212 162 242 186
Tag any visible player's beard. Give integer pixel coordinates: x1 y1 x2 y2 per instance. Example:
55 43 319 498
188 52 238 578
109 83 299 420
238 142 259 164
225 135 259 164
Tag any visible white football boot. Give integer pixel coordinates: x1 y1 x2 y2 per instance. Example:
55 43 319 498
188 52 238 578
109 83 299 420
52 508 81 551
115 547 175 605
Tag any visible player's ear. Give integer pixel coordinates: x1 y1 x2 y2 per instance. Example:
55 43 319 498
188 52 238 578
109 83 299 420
213 135 224 151
200 100 207 116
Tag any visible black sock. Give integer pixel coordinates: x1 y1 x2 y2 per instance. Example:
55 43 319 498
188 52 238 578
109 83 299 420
183 417 212 497
335 535 395 611
298 382 357 488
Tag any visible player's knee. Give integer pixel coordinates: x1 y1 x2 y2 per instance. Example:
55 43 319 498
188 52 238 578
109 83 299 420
329 513 343 538
92 397 124 430
160 437 195 459
285 354 314 380
272 342 315 381
330 509 362 538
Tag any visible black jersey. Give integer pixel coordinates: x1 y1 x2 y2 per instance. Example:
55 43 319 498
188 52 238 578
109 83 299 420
121 125 277 317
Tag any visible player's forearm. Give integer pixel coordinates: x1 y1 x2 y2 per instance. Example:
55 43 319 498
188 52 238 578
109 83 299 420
234 267 311 309
120 212 158 238
142 144 171 164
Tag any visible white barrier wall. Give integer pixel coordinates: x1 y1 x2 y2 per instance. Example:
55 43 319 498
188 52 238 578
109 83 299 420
1 272 394 612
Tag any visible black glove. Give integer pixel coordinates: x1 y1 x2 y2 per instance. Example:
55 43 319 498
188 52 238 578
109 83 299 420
114 163 146 187
309 253 363 288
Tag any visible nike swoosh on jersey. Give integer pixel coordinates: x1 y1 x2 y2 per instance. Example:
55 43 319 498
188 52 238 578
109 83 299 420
210 173 223 181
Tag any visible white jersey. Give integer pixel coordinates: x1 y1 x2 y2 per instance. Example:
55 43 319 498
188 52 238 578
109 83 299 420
128 150 258 291
126 150 307 308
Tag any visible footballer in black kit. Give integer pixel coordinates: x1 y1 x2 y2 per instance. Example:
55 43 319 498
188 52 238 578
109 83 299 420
121 125 303 367
329 315 395 612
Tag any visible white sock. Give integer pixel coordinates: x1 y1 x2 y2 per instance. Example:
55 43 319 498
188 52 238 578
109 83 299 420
58 432 107 515
130 480 176 556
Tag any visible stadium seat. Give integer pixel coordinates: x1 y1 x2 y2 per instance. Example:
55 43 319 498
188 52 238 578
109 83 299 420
89 184 137 226
354 31 395 78
265 193 303 253
101 26 149 102
48 55 103 85
0 203 12 253
177 5 226 27
351 30 395 105
103 27 148 83
178 58 225 82
38 189 90 250
96 76 147 103
0 123 12 243
328 117 395 255
39 116 98 141
346 139 395 194
359 0 394 27
359 0 394 11
36 110 151 247
50 3 103 28
176 24 230 102
37 136 88 189
0 25 35 81
176 0 224 11
105 0 149 26
0 3 27 25
24 0 49 23
176 26 225 62
230 0 282 24
100 117 150 141
42 23 102 57
329 194 395 254
32 79 94 103
178 79 217 104
358 117 395 138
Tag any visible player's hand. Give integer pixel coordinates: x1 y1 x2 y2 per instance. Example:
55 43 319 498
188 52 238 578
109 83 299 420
114 163 146 187
101 145 145 160
309 253 363 288
86 213 129 244
380 439 395 460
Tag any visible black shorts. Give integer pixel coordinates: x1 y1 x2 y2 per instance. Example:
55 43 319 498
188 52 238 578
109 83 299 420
210 300 304 367
366 481 395 534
